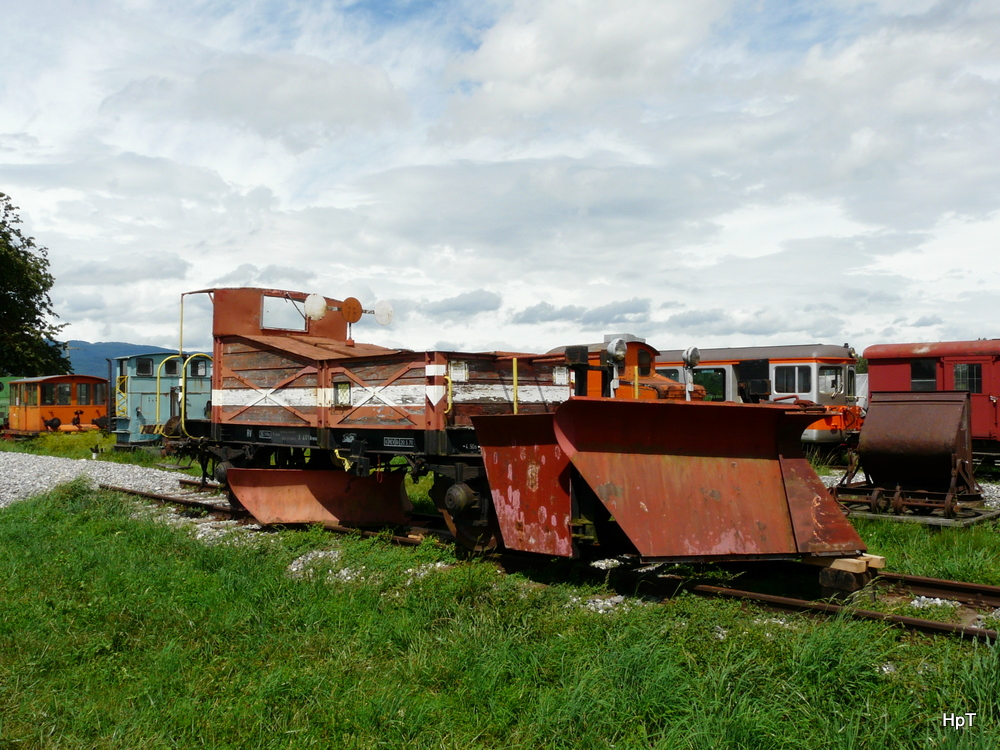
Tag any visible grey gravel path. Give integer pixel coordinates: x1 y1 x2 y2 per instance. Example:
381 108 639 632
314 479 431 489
0 452 190 508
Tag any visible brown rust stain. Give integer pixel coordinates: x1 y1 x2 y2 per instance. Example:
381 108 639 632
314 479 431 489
526 461 540 492
596 481 624 504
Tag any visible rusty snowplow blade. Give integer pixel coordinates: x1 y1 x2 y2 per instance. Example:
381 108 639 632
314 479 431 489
475 398 865 561
834 392 982 517
227 468 411 527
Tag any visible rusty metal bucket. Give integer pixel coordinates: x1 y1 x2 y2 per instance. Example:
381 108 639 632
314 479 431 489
835 391 981 517
476 398 865 561
227 468 411 527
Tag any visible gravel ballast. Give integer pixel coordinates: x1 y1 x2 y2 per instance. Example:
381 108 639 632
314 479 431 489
0 452 191 509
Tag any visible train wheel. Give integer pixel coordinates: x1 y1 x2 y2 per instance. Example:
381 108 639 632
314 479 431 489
441 508 501 555
869 489 888 514
432 477 500 554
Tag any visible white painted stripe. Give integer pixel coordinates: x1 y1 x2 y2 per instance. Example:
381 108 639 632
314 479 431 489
425 364 447 377
452 384 570 404
213 388 319 408
348 384 426 408
214 382 570 409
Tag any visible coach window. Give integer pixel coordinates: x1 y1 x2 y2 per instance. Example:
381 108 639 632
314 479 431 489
137 358 154 376
94 382 108 405
911 359 936 391
57 384 72 405
189 360 210 378
41 384 56 405
164 359 179 376
693 368 727 401
26 385 38 406
775 365 811 394
657 367 680 381
954 363 983 393
77 383 91 405
847 369 856 398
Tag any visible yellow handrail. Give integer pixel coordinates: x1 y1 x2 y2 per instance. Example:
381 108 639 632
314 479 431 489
513 357 518 414
155 355 184 433
180 353 212 438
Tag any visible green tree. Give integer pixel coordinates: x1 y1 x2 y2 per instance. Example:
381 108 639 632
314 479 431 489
0 192 72 375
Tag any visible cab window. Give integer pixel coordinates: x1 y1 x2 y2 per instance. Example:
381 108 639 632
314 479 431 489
637 350 652 377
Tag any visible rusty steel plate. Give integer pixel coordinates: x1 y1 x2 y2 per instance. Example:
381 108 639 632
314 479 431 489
473 413 576 557
228 468 410 527
778 456 867 554
552 398 863 560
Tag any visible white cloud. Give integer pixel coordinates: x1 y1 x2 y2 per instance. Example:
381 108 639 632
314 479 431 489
0 0 998 357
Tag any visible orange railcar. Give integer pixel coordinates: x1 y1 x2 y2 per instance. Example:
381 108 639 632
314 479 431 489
5 375 109 435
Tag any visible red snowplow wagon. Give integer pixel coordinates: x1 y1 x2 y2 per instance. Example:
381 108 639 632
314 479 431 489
179 287 866 566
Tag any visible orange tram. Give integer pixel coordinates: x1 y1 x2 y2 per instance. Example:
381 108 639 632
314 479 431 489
4 375 109 436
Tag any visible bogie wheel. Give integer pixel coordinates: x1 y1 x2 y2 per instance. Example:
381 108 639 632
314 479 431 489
430 476 501 555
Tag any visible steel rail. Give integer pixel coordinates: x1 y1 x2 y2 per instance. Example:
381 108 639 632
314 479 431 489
689 584 998 643
100 484 451 547
874 571 1000 609
99 484 238 515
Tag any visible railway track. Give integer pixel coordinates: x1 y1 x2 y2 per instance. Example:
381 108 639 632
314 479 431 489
99 482 454 548
100 480 1000 644
688 581 998 643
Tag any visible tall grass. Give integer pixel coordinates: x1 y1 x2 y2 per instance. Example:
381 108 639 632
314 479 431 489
853 518 1000 585
0 480 997 748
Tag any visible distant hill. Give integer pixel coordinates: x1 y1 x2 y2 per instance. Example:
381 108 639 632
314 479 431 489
65 341 176 378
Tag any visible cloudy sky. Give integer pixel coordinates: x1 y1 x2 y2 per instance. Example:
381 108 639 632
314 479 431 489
2 0 998 355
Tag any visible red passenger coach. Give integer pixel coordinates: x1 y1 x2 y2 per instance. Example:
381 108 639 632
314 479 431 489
864 340 1000 453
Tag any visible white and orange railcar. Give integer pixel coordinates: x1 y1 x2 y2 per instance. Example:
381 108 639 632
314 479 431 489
656 344 863 444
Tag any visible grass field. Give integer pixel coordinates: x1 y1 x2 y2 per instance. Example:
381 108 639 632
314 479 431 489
1 438 999 748
0 480 998 748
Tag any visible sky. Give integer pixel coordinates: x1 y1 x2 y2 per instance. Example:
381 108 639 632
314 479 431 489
1 0 999 355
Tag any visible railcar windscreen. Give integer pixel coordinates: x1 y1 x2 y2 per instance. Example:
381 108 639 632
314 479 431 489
818 366 842 396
